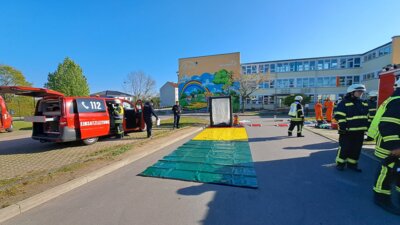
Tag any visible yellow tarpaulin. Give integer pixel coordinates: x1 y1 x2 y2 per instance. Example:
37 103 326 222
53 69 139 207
193 127 248 141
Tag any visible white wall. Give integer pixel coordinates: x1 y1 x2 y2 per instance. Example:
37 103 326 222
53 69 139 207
160 84 178 107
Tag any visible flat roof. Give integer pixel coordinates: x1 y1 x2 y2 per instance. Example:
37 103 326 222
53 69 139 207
179 52 240 60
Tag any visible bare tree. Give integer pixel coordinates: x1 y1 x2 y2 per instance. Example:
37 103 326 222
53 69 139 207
237 74 266 112
123 71 156 101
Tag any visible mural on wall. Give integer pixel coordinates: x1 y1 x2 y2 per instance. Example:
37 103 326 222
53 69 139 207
179 69 240 111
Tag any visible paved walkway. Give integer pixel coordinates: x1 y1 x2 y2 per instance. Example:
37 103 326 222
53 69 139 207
0 127 178 181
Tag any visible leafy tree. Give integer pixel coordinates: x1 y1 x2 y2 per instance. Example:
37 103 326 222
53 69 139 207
0 65 32 101
213 69 233 94
45 57 90 96
283 94 311 107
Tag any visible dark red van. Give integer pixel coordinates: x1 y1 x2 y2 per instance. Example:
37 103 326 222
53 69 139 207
0 95 13 132
0 86 145 144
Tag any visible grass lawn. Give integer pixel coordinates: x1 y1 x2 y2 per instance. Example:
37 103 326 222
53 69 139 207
160 116 208 128
12 121 32 130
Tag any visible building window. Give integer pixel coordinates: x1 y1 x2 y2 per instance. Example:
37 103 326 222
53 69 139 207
338 76 345 86
270 64 275 72
259 65 264 73
303 78 309 87
347 58 354 68
289 78 295 87
317 60 323 70
304 61 310 71
277 63 283 72
323 77 329 87
354 58 361 68
251 65 257 74
297 62 303 71
317 77 323 86
331 59 338 69
290 62 296 72
309 77 315 87
330 77 336 87
310 61 316 70
283 63 289 72
340 58 346 68
346 76 353 86
246 66 251 74
296 78 303 87
242 66 247 74
353 75 360 83
324 60 330 70
270 80 275 88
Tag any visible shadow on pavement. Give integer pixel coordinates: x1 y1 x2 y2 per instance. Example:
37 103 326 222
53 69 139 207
177 150 399 225
283 141 338 151
248 136 289 142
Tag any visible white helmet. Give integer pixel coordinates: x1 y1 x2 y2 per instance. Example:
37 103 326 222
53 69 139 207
369 90 378 97
294 96 303 101
347 84 366 93
395 78 400 88
114 99 121 104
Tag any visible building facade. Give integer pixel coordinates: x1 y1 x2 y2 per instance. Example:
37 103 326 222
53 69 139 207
160 82 178 107
178 36 400 110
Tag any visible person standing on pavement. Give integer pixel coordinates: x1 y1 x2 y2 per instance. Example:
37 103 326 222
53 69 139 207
172 101 182 129
334 84 369 172
365 90 378 141
324 97 334 123
314 99 323 125
112 100 124 139
288 96 305 137
368 79 400 215
143 101 158 138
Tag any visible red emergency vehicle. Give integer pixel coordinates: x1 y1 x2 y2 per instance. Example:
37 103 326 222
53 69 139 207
0 86 145 144
377 65 400 106
0 95 13 132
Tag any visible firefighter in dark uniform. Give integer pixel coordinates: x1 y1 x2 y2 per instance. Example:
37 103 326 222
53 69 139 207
113 100 124 139
334 84 369 172
143 101 158 138
368 79 400 215
365 90 378 141
288 95 304 137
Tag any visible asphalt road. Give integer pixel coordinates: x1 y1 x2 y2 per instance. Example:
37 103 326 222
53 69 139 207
2 116 398 225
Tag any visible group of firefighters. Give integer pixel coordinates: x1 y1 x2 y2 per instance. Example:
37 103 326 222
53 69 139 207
110 100 182 139
288 79 400 215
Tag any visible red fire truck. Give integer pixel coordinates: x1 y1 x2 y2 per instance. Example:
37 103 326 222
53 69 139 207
0 86 145 144
0 95 13 132
377 65 400 106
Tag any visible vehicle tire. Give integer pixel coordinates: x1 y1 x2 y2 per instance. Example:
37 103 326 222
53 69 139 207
82 137 98 145
6 124 13 132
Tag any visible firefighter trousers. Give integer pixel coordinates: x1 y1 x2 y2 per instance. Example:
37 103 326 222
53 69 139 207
145 118 153 137
336 131 364 166
288 121 303 135
373 157 400 195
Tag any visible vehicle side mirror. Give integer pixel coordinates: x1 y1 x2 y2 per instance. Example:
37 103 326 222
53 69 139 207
9 110 15 115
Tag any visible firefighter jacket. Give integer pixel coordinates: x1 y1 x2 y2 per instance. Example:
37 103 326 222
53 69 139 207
113 105 124 123
368 89 400 159
288 101 304 122
367 98 377 123
334 95 369 132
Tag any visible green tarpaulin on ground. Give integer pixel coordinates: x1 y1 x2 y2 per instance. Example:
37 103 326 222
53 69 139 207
139 140 258 188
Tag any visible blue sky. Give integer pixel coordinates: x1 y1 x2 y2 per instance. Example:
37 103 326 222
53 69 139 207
1 0 399 93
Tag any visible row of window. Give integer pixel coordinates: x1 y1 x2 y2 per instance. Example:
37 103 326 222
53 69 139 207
362 71 379 81
363 45 392 63
247 94 341 105
259 75 361 89
242 57 362 75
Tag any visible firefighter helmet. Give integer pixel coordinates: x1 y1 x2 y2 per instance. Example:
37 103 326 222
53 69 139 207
368 90 378 97
347 84 366 93
114 99 121 104
294 96 303 101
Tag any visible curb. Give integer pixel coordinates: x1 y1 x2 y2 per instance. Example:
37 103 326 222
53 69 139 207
303 126 379 162
0 127 203 223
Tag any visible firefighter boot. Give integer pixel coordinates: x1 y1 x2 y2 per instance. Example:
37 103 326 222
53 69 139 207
336 163 345 171
347 163 362 172
288 131 292 137
297 133 304 137
374 193 400 215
